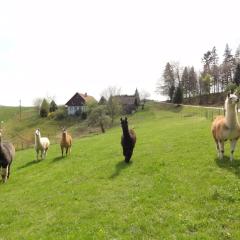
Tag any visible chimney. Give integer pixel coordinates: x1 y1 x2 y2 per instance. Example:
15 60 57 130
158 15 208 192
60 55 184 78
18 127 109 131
84 93 87 97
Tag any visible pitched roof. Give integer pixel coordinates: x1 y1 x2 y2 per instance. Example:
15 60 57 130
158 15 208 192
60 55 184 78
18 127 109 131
65 92 96 106
114 95 136 105
79 93 96 103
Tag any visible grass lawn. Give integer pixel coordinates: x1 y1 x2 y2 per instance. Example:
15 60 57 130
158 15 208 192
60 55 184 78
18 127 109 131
0 103 240 239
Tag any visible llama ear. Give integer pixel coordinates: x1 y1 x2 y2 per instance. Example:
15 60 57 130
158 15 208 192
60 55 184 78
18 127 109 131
125 117 127 121
120 117 123 122
227 93 230 98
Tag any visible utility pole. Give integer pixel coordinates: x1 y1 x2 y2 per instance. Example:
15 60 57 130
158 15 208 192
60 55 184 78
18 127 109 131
19 99 22 121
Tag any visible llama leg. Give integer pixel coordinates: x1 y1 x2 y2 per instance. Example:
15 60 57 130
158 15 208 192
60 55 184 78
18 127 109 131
61 147 63 157
218 141 224 160
66 147 68 156
36 150 39 161
7 162 12 179
1 166 8 183
215 140 220 157
43 150 46 159
44 149 48 159
230 139 238 162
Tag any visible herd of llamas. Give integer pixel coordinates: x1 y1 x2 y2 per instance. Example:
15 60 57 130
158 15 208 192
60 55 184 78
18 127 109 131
1 93 240 184
0 117 136 183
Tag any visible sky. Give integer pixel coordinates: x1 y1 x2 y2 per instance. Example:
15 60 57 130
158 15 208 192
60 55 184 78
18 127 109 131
1 0 240 106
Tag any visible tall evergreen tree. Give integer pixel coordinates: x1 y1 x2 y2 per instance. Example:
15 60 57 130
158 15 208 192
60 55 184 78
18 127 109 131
173 85 183 105
233 63 240 86
181 67 189 98
210 46 220 93
49 100 58 112
156 62 175 101
202 51 212 73
40 99 49 117
234 45 240 66
188 67 198 97
221 43 234 87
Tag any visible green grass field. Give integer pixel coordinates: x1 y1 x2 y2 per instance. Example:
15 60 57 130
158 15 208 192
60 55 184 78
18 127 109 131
0 103 240 239
0 106 98 150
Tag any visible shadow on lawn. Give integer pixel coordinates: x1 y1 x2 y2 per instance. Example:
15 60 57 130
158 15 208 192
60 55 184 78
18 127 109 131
110 160 132 179
215 157 240 178
51 156 65 163
18 159 41 169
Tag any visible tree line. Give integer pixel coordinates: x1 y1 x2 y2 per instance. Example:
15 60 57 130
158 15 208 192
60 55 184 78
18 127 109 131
156 44 240 104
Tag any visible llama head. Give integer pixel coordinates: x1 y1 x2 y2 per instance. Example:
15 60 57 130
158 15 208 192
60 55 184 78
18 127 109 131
62 127 67 135
227 93 239 106
120 117 128 129
35 128 41 137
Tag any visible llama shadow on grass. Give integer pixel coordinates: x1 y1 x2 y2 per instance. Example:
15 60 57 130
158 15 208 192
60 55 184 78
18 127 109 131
110 160 132 179
18 159 41 169
51 156 65 163
215 157 240 178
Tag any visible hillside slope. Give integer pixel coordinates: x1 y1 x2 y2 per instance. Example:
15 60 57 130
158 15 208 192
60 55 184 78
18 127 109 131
0 106 97 150
0 103 240 239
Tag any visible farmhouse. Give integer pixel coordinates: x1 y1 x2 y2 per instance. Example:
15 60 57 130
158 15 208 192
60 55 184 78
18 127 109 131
65 92 96 115
114 89 140 114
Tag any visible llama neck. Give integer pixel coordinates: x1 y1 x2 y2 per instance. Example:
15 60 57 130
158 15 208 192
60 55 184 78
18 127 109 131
225 103 239 128
122 125 130 138
62 133 67 141
35 134 41 145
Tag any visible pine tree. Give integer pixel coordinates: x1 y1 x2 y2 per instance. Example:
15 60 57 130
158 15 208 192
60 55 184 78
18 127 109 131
233 63 240 86
221 43 234 87
210 46 220 93
173 85 183 105
169 85 175 102
181 67 189 98
156 62 175 101
188 67 198 97
49 100 58 112
234 45 240 66
40 99 49 117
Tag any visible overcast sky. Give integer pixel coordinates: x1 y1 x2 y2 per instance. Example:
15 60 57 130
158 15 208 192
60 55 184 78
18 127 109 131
1 0 240 106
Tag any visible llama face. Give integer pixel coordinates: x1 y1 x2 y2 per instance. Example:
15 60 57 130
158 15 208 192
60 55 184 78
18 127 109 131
228 94 239 105
120 117 128 128
35 129 40 136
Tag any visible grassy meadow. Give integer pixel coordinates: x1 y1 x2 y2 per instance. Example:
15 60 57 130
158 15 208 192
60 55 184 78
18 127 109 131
0 106 98 150
0 103 240 239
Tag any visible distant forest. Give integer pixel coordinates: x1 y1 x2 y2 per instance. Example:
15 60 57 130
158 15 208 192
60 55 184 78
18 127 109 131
156 44 240 103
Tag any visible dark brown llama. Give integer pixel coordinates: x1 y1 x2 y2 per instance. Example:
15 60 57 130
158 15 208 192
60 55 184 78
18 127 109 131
0 130 15 183
121 117 136 163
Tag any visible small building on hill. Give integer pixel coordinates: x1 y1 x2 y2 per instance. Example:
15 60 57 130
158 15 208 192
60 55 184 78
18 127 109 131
65 92 96 115
114 89 140 114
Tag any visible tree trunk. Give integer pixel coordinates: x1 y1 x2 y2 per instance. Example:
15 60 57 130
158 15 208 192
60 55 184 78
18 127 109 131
100 122 105 133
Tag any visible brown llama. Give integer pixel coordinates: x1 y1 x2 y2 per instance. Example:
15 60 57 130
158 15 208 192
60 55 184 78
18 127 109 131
60 128 72 157
211 93 240 161
120 117 136 163
0 130 15 183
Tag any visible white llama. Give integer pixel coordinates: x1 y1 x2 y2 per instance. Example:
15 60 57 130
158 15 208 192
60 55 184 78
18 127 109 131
35 129 50 160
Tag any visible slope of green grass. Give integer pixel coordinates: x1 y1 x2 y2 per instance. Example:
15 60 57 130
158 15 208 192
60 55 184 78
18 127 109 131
0 103 240 239
0 106 94 150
